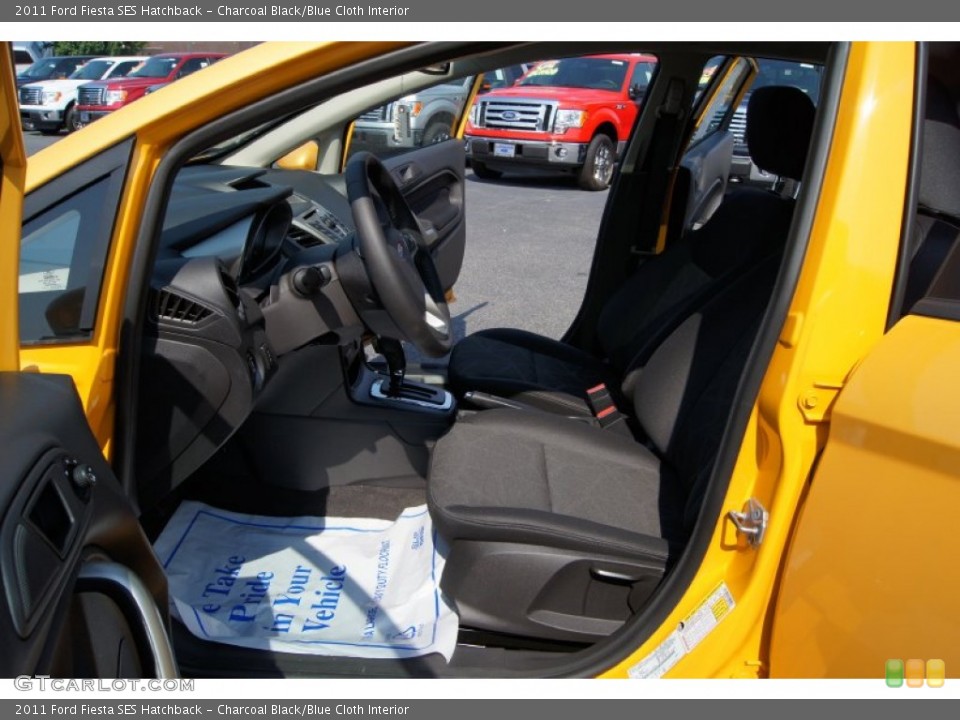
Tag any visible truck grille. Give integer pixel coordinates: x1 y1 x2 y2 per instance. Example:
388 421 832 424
78 86 104 106
475 99 556 132
358 104 392 123
729 104 748 155
19 86 42 105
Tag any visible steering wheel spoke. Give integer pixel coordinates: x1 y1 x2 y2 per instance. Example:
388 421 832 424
344 152 453 357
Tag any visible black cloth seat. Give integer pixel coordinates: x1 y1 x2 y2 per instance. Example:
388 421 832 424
431 255 779 562
429 257 779 640
448 86 815 414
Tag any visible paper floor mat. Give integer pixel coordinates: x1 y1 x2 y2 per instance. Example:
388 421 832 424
153 501 458 660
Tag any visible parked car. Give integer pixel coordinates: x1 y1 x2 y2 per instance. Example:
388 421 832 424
74 52 225 126
351 77 472 158
12 41 53 75
15 55 95 88
351 66 529 158
18 56 146 134
464 54 657 189
1 40 958 683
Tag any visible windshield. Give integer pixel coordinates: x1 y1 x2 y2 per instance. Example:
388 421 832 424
517 57 628 92
70 60 112 80
188 119 288 163
20 58 65 79
129 57 178 79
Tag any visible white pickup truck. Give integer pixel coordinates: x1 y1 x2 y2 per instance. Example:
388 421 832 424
18 55 145 135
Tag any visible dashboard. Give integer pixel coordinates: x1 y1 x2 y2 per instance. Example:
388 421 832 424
136 164 361 501
159 165 355 281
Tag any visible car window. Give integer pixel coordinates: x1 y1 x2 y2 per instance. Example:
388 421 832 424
517 57 629 92
687 57 753 148
19 58 62 79
479 65 527 93
178 58 211 79
628 61 656 100
347 76 475 161
57 59 86 77
109 61 141 78
18 143 131 345
70 60 112 81
129 57 179 79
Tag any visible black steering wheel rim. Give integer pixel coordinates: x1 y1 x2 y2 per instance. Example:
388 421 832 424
345 152 452 357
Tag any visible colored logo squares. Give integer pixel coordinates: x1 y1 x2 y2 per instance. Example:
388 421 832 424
886 659 945 687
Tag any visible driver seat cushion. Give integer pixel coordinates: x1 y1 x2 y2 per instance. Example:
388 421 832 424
428 408 685 561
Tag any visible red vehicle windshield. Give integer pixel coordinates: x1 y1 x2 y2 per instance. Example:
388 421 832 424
128 56 178 79
516 57 629 92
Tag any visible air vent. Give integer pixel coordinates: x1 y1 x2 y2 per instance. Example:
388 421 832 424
154 289 213 325
288 225 324 248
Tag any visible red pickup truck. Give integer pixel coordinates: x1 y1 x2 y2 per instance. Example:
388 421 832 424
464 54 657 190
75 52 225 127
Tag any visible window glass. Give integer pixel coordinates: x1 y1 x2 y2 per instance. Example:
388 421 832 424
18 177 116 344
129 57 178 79
629 61 656 98
109 61 141 78
688 57 753 148
517 57 628 92
348 76 474 161
71 60 111 80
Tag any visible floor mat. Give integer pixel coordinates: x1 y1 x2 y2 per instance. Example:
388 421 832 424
153 501 458 661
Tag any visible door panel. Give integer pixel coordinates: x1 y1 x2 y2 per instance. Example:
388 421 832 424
769 314 960 678
0 371 173 677
383 139 467 291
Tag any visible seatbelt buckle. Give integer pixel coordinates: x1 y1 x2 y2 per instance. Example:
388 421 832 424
586 383 627 430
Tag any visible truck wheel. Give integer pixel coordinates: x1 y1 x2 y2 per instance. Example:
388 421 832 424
422 121 452 145
471 161 502 180
578 134 616 191
65 105 81 133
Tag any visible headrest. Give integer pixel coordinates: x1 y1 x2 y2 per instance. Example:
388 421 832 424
745 85 816 181
918 78 960 218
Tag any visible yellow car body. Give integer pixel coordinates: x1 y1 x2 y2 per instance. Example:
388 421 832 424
1 39 956 680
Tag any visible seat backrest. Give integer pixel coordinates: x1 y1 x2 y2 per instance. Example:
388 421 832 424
595 86 815 380
629 254 781 532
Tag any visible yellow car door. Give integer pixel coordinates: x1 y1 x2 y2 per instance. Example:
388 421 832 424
769 47 960 681
1 43 26 368
0 43 176 678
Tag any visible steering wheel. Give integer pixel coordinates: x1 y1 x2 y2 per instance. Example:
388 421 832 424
345 152 452 357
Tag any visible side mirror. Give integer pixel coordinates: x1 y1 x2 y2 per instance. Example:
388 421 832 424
275 140 320 171
628 84 646 101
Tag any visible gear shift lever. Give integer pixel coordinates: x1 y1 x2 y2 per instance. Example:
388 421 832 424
374 337 406 397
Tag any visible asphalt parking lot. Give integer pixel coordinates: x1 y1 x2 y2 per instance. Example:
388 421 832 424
25 130 607 355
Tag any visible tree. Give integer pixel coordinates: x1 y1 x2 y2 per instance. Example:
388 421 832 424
53 41 148 56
